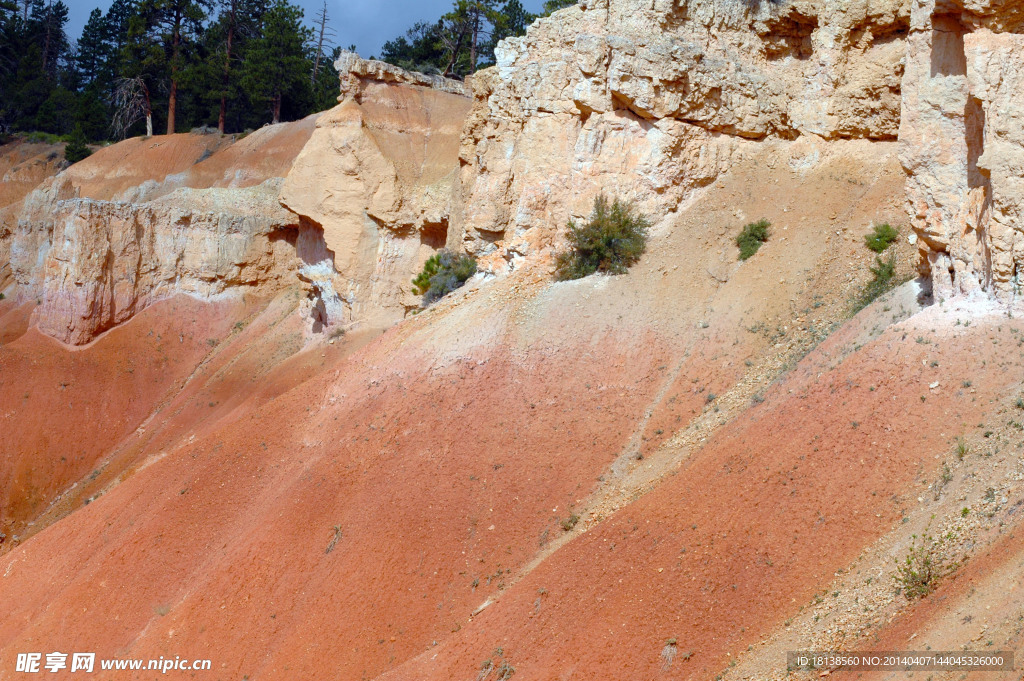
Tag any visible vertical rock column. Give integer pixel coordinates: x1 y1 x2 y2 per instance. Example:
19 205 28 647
900 0 1024 304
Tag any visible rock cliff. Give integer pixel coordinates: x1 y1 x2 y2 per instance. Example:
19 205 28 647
900 0 1024 303
455 0 910 266
0 55 473 345
3 124 314 344
281 53 472 328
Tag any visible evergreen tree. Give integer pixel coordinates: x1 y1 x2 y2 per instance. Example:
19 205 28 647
380 21 446 74
64 122 91 162
240 0 309 124
76 8 111 86
542 0 577 13
481 0 534 67
135 0 213 134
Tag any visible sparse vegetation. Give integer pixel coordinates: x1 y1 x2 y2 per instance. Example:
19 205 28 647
864 223 899 253
554 195 650 280
894 531 947 599
560 513 580 531
478 648 515 681
736 218 770 261
412 249 478 305
854 254 897 312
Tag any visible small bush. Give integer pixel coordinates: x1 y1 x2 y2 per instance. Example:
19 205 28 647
865 223 899 253
411 249 477 305
554 195 650 280
894 531 947 599
736 219 770 260
854 254 897 312
25 131 63 144
64 125 92 164
560 513 580 531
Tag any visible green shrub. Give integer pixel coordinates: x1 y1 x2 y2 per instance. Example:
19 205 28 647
554 195 650 280
411 249 477 305
736 219 770 260
64 125 92 164
894 531 947 599
854 254 897 312
24 131 64 145
865 223 899 253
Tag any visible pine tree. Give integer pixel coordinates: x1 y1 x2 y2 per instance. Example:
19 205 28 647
481 0 534 67
542 0 577 13
240 0 309 124
136 0 213 134
64 123 91 162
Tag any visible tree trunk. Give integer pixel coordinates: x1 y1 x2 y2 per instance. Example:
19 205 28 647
218 0 236 135
167 79 177 134
167 9 182 135
470 5 479 73
144 84 153 137
311 1 327 87
41 0 52 74
272 94 281 125
444 30 466 77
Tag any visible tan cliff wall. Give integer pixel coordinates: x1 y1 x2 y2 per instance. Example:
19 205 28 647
281 53 472 328
0 60 472 345
900 0 1024 304
3 124 315 345
455 0 910 267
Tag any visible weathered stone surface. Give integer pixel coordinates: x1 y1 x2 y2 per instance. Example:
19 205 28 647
32 182 300 345
335 50 472 98
900 0 1024 303
3 124 315 344
455 0 910 266
282 61 472 326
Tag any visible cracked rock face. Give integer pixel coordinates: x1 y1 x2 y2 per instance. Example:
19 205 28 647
455 0 910 265
281 56 473 327
3 123 315 345
900 0 1024 304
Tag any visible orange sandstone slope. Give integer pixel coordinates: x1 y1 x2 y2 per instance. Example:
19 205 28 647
0 120 318 547
7 139 1022 681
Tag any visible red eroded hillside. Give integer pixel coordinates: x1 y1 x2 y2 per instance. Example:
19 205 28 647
2 34 1024 681
6 135 1023 681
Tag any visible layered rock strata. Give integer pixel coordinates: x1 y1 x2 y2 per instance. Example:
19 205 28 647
282 53 472 327
900 0 1024 303
3 124 314 344
455 0 910 264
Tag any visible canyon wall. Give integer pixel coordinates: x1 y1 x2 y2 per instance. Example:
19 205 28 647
455 0 910 266
281 53 472 328
900 0 1024 303
3 124 313 344
5 0 1023 344
0 58 473 344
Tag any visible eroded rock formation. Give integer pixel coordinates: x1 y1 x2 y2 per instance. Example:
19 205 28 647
281 53 472 327
900 0 1024 303
0 56 474 345
3 124 314 344
455 0 910 265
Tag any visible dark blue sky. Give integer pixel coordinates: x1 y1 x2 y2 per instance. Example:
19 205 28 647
67 0 548 60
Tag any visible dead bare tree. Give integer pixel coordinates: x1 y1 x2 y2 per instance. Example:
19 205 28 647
310 0 335 87
111 76 153 139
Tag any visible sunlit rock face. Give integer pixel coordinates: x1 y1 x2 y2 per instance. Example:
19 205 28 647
455 0 910 269
900 0 1024 303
